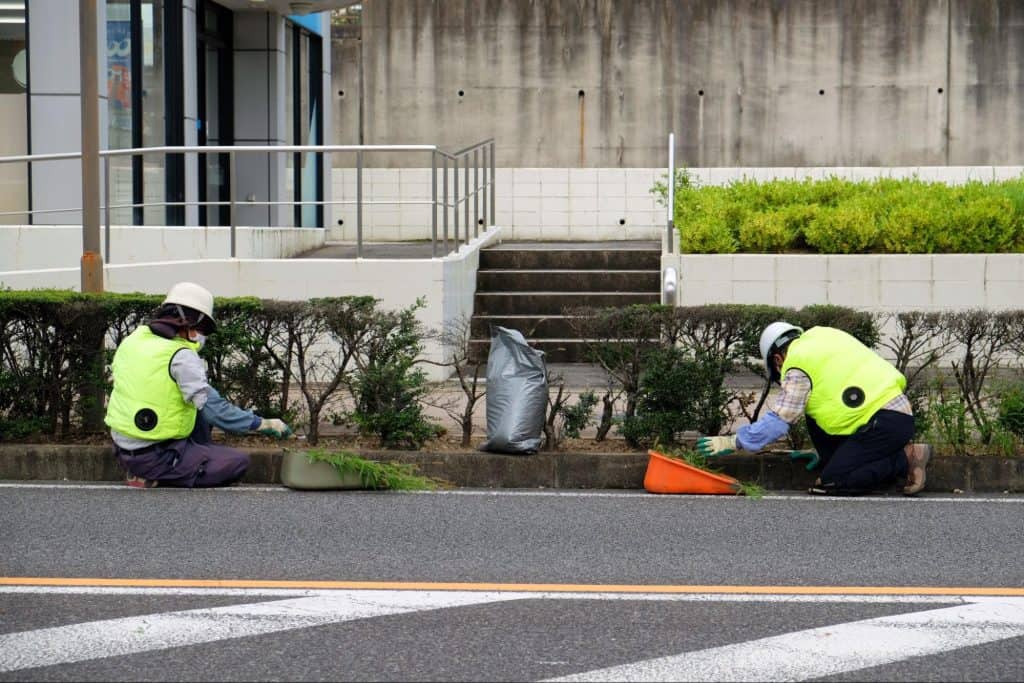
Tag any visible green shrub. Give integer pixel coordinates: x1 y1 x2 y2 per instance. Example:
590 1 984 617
738 208 806 252
619 347 730 447
348 300 441 449
996 382 1024 440
803 202 880 254
657 174 1024 254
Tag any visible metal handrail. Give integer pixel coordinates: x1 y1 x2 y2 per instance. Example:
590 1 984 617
0 140 497 261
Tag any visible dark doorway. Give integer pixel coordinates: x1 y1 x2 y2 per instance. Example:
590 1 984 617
196 0 233 226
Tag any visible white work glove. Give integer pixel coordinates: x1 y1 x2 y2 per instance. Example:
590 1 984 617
258 418 293 439
695 434 738 457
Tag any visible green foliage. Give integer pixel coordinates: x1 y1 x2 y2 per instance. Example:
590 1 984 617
927 380 970 454
656 445 764 498
304 449 440 490
560 390 598 440
347 299 441 449
654 173 1024 254
995 382 1024 440
794 305 879 348
619 347 730 448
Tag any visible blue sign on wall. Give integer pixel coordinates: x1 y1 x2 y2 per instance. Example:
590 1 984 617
288 12 324 36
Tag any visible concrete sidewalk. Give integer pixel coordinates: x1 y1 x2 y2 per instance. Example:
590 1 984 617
1 444 1021 493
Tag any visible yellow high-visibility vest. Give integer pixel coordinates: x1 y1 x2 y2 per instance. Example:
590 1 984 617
105 326 199 441
782 326 906 435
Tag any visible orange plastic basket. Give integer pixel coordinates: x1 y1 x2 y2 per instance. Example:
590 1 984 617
643 449 742 495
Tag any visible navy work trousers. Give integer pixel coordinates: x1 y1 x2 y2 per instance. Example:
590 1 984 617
806 409 913 495
115 414 250 487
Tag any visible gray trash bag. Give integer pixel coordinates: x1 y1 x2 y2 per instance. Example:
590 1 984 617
478 326 547 454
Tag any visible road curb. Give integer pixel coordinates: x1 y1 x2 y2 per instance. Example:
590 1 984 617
0 445 1022 492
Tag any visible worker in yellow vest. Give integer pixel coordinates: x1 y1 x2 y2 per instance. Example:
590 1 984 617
105 282 292 488
696 323 932 496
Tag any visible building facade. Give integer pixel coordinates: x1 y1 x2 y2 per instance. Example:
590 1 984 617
1 0 335 227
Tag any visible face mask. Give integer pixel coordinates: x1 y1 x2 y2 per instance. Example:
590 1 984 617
189 331 207 350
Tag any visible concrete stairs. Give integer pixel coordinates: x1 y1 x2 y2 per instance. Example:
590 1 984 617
470 241 661 363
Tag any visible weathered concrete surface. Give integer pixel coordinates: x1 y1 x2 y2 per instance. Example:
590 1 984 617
335 0 1024 168
1 445 1020 493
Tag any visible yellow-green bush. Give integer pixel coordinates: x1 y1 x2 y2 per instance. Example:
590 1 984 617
652 173 1024 254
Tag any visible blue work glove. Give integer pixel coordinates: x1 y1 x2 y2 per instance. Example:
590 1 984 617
695 434 738 457
258 418 293 439
788 450 820 471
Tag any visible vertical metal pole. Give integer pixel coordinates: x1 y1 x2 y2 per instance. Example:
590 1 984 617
453 156 460 249
356 150 363 258
229 151 237 257
103 155 111 263
473 148 480 238
431 150 437 258
442 155 449 253
481 146 488 233
79 0 103 292
490 140 496 226
463 153 469 244
667 132 675 254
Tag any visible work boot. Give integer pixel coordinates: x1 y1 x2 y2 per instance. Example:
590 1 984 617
902 443 932 496
125 474 159 489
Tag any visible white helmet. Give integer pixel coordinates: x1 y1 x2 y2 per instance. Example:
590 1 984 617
162 282 216 330
759 321 803 376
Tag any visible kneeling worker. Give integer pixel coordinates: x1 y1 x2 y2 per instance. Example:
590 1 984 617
697 323 931 496
105 282 293 488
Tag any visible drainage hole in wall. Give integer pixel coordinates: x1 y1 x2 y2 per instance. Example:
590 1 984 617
698 89 704 96
619 218 626 226
458 90 465 97
338 90 345 97
578 89 585 97
337 219 344 226
478 218 484 226
938 87 944 94
819 89 825 95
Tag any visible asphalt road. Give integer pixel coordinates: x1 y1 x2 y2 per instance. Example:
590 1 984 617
1 484 1022 681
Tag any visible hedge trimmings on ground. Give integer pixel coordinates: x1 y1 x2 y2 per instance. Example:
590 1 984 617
652 171 1024 254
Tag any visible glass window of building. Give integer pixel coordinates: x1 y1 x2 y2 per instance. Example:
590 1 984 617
285 20 323 228
0 1 28 224
105 0 165 225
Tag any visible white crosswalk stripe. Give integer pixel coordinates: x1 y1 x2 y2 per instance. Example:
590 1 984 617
547 598 1024 682
1 587 1022 679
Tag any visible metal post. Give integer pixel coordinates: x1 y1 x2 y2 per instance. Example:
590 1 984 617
473 148 479 238
490 140 496 226
453 156 460 249
667 132 675 254
229 151 237 257
463 153 469 243
103 155 111 263
481 146 488 232
431 150 438 258
442 156 449 253
356 150 363 258
79 0 103 292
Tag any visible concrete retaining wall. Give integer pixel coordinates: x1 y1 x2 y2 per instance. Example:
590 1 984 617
0 226 503 380
663 253 1024 311
329 164 1023 242
0 225 326 271
338 0 1024 169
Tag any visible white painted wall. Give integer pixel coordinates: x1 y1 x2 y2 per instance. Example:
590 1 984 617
0 226 503 380
662 253 1024 312
0 225 325 271
329 165 1024 243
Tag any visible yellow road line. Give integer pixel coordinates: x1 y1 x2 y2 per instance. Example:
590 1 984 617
1 577 1022 597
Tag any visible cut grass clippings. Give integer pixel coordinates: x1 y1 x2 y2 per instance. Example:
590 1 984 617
304 448 444 490
656 444 766 499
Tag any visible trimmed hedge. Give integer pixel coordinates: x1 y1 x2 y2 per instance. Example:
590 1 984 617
651 172 1024 254
0 291 437 446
